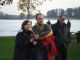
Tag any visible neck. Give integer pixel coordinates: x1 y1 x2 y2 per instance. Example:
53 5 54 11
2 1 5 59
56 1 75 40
38 23 44 26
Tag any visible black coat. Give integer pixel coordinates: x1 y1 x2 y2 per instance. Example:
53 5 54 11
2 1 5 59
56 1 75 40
13 30 34 60
51 22 69 47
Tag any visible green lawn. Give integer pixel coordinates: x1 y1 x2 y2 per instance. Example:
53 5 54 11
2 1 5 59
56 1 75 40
0 36 80 60
0 36 15 60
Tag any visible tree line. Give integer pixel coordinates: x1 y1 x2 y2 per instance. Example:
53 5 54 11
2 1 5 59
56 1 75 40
0 7 80 19
47 7 80 19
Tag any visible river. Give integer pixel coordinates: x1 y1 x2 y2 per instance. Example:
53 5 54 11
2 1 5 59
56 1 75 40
0 19 80 36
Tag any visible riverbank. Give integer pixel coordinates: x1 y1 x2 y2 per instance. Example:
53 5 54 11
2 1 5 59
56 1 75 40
0 36 80 60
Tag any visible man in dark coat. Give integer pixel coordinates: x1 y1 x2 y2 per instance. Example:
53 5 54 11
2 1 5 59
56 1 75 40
51 15 70 60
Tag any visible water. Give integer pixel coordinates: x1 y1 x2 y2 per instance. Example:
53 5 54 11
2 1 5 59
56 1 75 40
0 19 80 36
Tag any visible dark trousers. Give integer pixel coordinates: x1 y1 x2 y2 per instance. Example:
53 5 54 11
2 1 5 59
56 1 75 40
55 45 68 60
32 46 48 60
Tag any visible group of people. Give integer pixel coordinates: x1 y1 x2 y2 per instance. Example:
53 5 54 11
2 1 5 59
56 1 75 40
13 14 71 60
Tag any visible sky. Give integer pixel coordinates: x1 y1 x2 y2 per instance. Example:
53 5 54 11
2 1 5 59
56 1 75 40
0 0 80 15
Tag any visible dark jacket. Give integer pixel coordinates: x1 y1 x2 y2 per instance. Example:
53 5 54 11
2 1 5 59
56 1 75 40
13 30 34 60
51 21 69 47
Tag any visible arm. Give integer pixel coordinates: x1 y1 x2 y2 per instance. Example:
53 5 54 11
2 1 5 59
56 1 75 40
44 30 53 38
40 24 52 37
15 32 24 49
51 24 56 36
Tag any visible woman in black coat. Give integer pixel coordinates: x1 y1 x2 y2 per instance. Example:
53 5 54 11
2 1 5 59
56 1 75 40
13 20 35 60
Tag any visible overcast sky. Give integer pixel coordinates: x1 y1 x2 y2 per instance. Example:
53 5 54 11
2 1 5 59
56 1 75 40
0 0 80 15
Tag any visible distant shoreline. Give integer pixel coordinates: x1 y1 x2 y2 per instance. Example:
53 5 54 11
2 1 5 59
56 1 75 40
0 18 80 20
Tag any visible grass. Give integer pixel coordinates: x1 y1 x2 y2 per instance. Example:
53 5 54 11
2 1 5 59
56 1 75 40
0 36 15 60
0 36 80 60
67 43 80 60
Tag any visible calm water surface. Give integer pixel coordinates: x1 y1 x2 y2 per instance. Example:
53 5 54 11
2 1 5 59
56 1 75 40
0 19 80 36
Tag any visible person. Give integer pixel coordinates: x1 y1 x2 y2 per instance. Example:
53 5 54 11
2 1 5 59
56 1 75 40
32 13 56 60
47 20 51 26
67 20 71 39
67 20 71 32
13 20 34 60
51 15 70 60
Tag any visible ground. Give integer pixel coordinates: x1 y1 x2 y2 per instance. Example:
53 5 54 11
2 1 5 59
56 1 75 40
0 36 80 60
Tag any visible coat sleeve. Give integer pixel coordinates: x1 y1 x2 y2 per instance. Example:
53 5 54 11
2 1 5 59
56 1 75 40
51 24 57 36
15 33 24 49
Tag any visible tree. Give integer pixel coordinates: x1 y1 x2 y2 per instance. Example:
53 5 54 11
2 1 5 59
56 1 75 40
0 11 4 18
47 9 58 18
74 7 80 19
0 0 52 19
58 9 65 16
66 8 74 18
19 13 25 19
18 0 48 19
0 0 13 6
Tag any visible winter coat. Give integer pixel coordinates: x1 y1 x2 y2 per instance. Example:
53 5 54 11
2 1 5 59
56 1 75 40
13 30 34 60
51 22 69 47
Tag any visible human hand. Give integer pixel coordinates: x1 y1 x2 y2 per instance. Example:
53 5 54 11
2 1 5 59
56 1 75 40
40 32 45 36
33 41 37 45
30 38 33 42
39 37 44 41
34 34 39 40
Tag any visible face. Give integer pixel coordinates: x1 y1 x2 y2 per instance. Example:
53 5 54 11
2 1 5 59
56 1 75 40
36 15 44 25
58 16 65 23
24 22 32 30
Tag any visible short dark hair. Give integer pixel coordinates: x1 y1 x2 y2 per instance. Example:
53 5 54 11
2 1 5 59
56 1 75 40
58 15 64 18
36 13 43 20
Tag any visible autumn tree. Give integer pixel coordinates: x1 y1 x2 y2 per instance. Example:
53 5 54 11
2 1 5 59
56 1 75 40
0 0 13 6
0 0 51 19
18 0 47 19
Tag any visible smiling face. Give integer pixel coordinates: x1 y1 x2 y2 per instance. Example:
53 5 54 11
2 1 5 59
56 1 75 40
24 21 32 31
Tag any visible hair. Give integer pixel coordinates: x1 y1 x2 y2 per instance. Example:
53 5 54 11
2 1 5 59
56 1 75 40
58 15 64 18
36 13 43 20
21 20 30 30
57 15 65 21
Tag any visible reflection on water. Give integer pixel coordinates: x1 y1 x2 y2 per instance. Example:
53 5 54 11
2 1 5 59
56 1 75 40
0 19 80 36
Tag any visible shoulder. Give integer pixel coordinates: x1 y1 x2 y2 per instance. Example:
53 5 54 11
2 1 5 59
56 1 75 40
16 31 24 38
51 23 57 27
64 23 67 27
32 24 38 28
44 24 51 29
44 24 49 27
32 24 38 31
